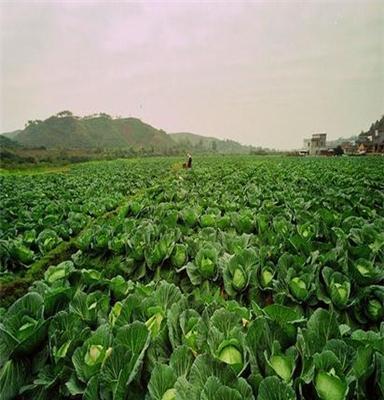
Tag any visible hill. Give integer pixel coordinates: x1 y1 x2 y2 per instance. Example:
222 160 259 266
4 111 258 155
2 129 22 139
358 115 384 139
0 135 29 165
0 135 22 148
11 111 177 151
170 132 254 154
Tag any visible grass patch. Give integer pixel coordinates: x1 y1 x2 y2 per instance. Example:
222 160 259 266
0 165 71 176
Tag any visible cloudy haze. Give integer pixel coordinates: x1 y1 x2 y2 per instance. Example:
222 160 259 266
0 0 383 149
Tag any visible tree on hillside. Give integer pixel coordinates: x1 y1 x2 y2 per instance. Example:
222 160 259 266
99 113 112 119
25 120 41 128
361 115 384 136
56 110 73 118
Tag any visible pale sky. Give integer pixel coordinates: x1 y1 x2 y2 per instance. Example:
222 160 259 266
0 0 383 149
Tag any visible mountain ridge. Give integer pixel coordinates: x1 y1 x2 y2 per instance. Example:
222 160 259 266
170 132 255 154
10 113 176 151
1 111 254 154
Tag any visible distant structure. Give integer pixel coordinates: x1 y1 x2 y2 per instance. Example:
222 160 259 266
356 129 384 154
298 118 384 156
302 133 327 155
338 141 355 155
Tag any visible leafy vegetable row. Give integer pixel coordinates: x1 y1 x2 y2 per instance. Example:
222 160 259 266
0 271 382 399
0 158 176 272
1 155 383 399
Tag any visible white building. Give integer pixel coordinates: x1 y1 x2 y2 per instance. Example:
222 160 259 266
302 133 327 155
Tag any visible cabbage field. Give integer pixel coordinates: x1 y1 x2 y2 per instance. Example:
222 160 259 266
0 156 383 400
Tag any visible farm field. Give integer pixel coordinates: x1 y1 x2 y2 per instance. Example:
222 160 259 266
0 155 383 400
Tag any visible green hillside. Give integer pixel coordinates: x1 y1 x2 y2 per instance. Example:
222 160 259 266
2 129 22 139
12 112 177 151
6 111 258 155
0 135 28 165
0 135 22 148
170 132 254 154
358 115 384 139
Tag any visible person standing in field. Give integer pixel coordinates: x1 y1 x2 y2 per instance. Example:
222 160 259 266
187 153 192 168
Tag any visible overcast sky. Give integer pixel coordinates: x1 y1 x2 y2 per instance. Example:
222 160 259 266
0 0 383 149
